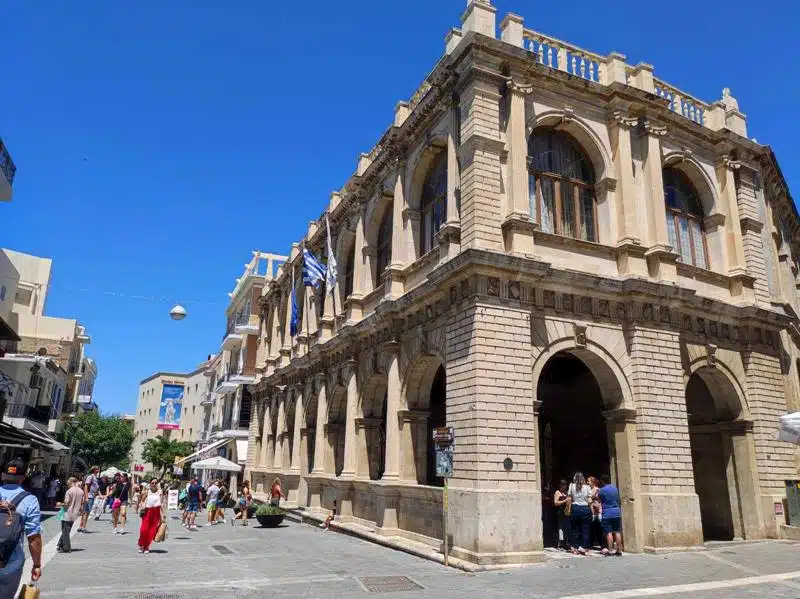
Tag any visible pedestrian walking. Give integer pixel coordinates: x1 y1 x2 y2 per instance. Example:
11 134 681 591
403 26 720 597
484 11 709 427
46 474 60 509
233 484 251 526
57 477 83 553
78 466 100 532
29 468 46 508
184 478 202 531
95 475 110 518
553 479 572 551
215 483 228 524
138 479 162 554
270 477 286 506
0 457 43 597
598 474 624 556
206 480 220 525
111 473 131 534
568 471 592 555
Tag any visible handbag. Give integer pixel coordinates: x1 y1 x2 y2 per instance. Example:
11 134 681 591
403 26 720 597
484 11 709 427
112 498 121 510
154 521 168 543
57 507 66 521
17 582 39 599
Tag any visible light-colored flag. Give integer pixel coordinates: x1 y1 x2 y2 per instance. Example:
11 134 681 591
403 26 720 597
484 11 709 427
325 213 338 294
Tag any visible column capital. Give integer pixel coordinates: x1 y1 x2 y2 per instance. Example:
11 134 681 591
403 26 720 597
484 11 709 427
398 409 430 423
602 407 638 423
608 110 639 130
505 77 534 95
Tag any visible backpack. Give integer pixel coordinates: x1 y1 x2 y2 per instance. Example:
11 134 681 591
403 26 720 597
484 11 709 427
0 491 31 568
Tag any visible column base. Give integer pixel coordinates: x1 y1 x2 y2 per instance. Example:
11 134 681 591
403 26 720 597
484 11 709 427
640 492 703 551
501 214 536 256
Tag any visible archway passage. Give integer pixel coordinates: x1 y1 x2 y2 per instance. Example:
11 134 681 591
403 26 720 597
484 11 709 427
537 352 610 548
686 370 742 542
426 366 447 486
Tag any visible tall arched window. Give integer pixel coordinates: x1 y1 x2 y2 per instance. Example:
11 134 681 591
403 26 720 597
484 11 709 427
529 130 596 242
664 167 708 269
376 205 393 278
343 247 355 299
421 152 447 255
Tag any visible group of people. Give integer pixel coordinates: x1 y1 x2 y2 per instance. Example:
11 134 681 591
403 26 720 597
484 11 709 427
553 472 624 556
179 476 287 530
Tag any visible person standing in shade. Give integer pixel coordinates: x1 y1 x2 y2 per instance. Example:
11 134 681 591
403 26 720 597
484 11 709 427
111 473 131 534
46 474 60 509
138 479 162 554
0 458 43 597
598 474 624 556
568 471 592 555
553 479 572 551
79 466 100 532
57 477 83 553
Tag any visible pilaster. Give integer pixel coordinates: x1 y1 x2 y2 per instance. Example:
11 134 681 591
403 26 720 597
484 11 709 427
289 385 304 473
382 342 402 480
340 360 359 477
311 374 328 475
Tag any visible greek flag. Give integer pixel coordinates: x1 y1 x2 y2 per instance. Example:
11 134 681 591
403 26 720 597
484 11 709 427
302 247 326 289
325 214 337 294
290 267 299 337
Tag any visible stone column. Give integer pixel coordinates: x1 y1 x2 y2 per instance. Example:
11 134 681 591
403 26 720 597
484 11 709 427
340 362 358 477
290 385 304 473
280 286 293 366
348 202 368 322
398 410 429 483
501 78 535 256
354 418 378 479
726 420 765 539
312 375 328 475
281 393 293 472
438 99 463 262
298 427 312 504
273 392 286 471
716 157 748 279
603 408 645 553
259 396 271 469
384 163 407 299
610 110 646 276
382 343 402 480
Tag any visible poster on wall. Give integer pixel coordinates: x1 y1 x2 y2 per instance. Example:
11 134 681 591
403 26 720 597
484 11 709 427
157 383 184 430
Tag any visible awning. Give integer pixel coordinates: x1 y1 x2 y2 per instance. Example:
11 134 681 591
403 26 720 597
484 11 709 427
235 440 248 464
191 455 242 472
174 437 229 466
25 422 68 452
778 412 800 445
0 316 20 342
0 422 63 451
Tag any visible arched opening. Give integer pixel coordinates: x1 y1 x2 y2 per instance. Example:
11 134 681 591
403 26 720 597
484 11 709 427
686 368 747 541
342 246 355 304
425 365 447 486
360 375 388 480
528 129 596 242
664 167 708 269
304 392 317 474
285 394 296 469
537 351 611 548
375 205 393 279
420 152 447 255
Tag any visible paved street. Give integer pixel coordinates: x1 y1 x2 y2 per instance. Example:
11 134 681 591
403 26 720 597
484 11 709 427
30 510 800 599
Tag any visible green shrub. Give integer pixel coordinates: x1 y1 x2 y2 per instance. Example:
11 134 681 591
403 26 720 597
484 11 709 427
255 504 285 517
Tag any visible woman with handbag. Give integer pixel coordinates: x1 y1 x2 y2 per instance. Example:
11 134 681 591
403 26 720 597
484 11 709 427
137 479 162 554
568 472 593 555
111 474 131 534
553 479 571 551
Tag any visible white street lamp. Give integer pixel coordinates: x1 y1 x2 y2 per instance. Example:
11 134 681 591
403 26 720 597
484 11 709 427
169 304 187 321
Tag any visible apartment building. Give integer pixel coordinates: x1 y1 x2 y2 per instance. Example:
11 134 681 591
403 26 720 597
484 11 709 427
244 0 800 566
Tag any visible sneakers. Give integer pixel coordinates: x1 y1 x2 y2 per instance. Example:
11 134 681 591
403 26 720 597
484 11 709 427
143 550 151 554
231 519 235 527
113 528 120 534
190 525 198 531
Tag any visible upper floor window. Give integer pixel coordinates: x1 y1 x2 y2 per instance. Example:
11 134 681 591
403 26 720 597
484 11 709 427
376 205 393 278
664 167 707 269
421 152 447 255
529 130 596 242
343 247 355 299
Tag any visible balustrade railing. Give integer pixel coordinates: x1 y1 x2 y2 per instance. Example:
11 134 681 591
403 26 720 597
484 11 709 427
523 29 603 83
653 79 708 126
5 402 52 424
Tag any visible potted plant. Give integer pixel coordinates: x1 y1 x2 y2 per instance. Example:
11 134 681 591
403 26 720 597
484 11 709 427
255 504 286 528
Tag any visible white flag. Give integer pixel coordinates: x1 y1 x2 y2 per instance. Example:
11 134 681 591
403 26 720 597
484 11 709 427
325 213 337 293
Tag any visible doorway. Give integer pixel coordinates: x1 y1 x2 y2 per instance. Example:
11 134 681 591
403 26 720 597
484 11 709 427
537 351 610 548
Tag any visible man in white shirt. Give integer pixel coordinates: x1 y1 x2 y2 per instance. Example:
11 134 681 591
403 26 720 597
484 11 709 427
206 481 220 525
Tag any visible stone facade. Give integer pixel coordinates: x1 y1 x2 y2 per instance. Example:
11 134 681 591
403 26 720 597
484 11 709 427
245 0 799 566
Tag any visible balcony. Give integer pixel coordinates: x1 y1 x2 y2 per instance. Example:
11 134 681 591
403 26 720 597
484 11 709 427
220 330 243 351
200 391 214 406
234 315 259 336
213 366 256 393
4 402 53 426
210 422 249 440
67 361 84 378
0 137 15 202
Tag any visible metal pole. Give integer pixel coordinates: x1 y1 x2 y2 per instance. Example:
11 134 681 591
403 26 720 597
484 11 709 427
443 477 449 567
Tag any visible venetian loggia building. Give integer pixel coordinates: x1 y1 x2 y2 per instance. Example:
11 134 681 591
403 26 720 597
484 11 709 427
244 0 799 567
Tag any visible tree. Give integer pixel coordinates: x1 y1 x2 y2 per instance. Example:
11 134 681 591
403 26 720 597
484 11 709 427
65 412 134 471
141 436 195 478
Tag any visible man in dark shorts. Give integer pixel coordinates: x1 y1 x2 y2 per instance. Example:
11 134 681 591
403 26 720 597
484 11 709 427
598 474 623 556
185 478 203 531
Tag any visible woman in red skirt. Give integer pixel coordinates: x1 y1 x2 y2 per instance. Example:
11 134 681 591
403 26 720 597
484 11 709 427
138 479 162 554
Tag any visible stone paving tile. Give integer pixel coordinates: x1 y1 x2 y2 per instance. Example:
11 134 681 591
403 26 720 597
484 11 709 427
34 511 800 599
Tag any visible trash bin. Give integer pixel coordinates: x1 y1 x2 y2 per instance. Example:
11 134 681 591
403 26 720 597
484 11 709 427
785 480 800 527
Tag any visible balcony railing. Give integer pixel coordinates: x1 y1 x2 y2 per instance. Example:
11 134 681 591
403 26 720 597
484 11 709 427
4 402 53 425
0 138 16 185
223 315 250 341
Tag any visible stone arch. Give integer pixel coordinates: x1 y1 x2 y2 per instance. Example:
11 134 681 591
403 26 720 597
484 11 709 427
527 111 612 182
326 383 347 476
532 338 633 411
684 355 749 421
334 216 357 309
408 138 448 212
662 153 720 217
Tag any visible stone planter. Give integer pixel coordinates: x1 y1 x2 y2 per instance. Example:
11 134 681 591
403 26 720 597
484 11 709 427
256 513 286 528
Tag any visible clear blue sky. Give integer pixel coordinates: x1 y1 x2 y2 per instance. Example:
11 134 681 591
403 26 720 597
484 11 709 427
3 0 797 415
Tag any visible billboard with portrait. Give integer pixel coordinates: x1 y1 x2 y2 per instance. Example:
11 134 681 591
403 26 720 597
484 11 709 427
156 383 184 430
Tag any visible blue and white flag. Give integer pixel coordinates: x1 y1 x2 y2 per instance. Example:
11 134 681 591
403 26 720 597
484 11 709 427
302 247 326 289
325 214 337 294
290 268 299 337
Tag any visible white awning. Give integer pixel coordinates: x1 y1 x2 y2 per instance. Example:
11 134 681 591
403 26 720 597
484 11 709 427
174 437 229 466
235 440 248 464
778 412 800 445
191 455 241 472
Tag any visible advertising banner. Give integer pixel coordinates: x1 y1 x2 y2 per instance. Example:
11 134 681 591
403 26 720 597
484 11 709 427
157 383 184 430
